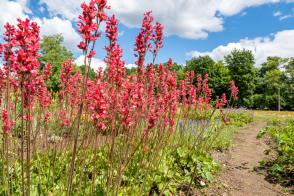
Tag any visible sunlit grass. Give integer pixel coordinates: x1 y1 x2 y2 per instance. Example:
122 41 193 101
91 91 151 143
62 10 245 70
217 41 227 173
253 110 294 122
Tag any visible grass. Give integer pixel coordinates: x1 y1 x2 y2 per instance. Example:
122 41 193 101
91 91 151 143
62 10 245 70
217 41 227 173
210 108 253 150
253 110 294 122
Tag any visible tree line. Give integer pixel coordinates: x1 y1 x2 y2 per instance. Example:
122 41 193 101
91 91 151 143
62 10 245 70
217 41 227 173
183 50 294 110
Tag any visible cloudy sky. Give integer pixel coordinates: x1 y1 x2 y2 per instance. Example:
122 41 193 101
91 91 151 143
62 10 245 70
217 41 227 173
0 0 294 69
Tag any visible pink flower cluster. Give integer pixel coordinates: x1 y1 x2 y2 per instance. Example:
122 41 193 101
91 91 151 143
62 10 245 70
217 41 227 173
179 71 215 112
134 11 154 80
216 94 228 109
77 0 108 53
0 0 236 137
0 18 42 112
2 109 12 134
14 19 40 75
230 80 239 101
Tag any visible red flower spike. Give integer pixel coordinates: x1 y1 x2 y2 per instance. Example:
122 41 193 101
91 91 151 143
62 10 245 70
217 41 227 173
2 109 12 134
229 80 239 101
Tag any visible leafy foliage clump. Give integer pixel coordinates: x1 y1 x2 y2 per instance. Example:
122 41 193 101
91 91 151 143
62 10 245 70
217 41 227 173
0 144 219 195
226 108 254 127
257 119 294 191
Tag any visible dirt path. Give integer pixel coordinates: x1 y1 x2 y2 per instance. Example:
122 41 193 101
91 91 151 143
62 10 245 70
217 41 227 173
206 122 288 196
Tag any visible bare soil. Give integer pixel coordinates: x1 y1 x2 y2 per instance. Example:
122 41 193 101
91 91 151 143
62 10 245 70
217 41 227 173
205 122 290 196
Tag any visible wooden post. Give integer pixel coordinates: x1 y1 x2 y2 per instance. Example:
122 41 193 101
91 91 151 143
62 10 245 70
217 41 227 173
278 87 281 111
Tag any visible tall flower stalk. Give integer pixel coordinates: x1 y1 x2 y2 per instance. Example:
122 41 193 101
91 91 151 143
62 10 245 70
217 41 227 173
67 1 108 195
1 19 40 195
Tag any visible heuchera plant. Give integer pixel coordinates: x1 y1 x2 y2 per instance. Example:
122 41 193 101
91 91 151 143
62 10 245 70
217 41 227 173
0 0 236 195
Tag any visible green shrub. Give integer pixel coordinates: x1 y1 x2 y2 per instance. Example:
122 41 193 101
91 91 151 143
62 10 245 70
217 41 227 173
226 108 253 127
257 119 294 188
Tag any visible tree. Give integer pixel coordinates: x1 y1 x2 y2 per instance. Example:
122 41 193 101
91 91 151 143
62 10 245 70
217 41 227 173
126 67 137 75
225 49 256 106
210 60 231 96
185 55 215 77
185 56 231 97
283 58 294 110
284 58 294 79
170 63 185 81
78 64 96 80
264 69 283 109
253 57 288 110
39 34 73 91
259 56 281 75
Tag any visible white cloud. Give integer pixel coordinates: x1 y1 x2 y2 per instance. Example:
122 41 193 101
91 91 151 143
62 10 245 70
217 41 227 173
125 63 137 69
240 12 247 16
33 17 81 53
218 0 279 16
38 0 283 40
109 0 226 39
273 11 282 16
279 14 292 20
16 0 32 14
0 1 80 53
75 55 106 70
187 29 294 65
75 56 137 70
273 10 294 20
118 31 125 37
39 6 46 13
0 0 29 33
39 0 81 20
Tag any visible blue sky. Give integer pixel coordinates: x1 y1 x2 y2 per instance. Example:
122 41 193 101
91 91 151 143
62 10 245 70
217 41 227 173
0 0 294 69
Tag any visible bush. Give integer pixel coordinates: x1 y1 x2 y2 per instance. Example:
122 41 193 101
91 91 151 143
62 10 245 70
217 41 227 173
226 108 253 127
